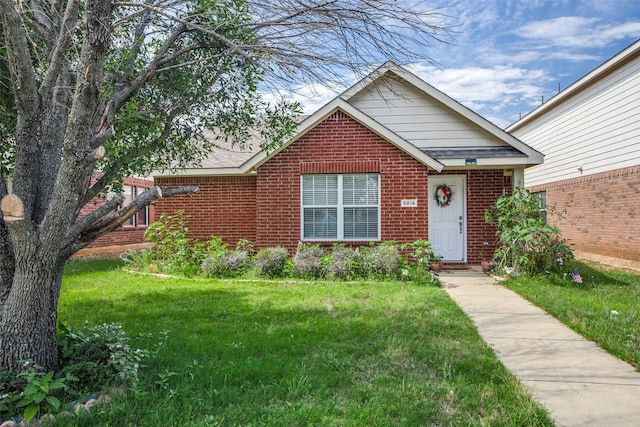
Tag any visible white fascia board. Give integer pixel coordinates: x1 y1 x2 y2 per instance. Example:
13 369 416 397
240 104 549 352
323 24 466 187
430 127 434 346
439 156 542 168
242 98 445 173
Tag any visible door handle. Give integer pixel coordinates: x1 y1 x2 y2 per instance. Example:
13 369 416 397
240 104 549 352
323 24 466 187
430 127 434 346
459 216 463 234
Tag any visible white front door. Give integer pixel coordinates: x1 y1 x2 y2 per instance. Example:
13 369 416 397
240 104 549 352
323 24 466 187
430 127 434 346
428 175 466 262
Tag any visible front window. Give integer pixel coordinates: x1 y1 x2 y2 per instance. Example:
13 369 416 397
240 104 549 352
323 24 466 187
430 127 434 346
533 191 547 223
301 174 379 240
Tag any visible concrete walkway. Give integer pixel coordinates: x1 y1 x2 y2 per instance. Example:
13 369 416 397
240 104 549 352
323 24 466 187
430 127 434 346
440 269 640 427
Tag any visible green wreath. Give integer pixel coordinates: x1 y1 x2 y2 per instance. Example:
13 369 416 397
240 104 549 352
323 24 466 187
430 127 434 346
435 185 454 207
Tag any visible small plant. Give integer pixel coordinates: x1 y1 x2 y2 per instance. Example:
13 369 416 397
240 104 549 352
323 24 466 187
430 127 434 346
140 210 204 276
292 243 326 278
15 362 68 421
401 239 435 266
360 242 401 278
255 247 290 278
235 238 256 256
59 322 150 393
328 245 362 279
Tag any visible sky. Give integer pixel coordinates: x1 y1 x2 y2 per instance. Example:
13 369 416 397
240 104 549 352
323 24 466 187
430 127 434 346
284 0 640 129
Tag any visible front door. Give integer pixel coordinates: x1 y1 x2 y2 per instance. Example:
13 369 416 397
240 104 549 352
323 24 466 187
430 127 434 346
428 175 466 262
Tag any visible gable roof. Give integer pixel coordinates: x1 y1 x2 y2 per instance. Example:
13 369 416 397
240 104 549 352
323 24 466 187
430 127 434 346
243 97 446 173
340 62 543 167
155 62 542 178
507 39 640 133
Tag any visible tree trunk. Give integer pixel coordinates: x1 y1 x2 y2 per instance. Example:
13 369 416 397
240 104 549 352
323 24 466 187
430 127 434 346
0 252 63 372
0 255 62 372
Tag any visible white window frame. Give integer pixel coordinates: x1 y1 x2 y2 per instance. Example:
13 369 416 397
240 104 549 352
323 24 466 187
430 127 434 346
300 173 380 241
121 185 149 228
122 185 136 227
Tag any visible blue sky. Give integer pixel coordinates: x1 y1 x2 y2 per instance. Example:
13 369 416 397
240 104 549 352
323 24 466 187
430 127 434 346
284 0 640 129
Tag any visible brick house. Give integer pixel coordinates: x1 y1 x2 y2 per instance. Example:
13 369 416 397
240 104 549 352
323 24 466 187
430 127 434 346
507 39 640 271
154 62 542 264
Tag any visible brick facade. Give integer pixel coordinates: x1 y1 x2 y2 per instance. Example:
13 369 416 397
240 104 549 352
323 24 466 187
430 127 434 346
154 175 257 246
155 111 513 263
529 165 640 264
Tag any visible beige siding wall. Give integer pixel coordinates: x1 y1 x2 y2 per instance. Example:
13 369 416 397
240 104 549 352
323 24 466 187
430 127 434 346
514 56 640 187
348 77 509 149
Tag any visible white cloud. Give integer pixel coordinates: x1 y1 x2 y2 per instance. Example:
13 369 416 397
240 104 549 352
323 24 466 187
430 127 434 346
516 16 640 49
407 63 554 127
262 82 344 114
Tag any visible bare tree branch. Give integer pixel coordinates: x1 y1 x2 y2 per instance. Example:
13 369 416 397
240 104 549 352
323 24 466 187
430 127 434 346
39 0 80 94
72 185 198 250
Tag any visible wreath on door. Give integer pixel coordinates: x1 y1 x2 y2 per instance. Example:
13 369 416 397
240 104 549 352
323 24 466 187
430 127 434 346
435 185 454 207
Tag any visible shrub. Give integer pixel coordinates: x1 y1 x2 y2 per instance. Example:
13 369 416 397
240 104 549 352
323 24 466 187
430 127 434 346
59 322 150 393
255 247 290 278
328 245 362 279
0 367 24 419
401 239 435 266
292 243 327 278
485 187 574 275
235 238 256 256
202 250 252 278
134 210 204 276
360 243 401 278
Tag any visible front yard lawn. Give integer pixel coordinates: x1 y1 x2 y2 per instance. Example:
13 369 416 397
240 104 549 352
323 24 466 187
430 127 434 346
56 259 552 426
503 261 640 370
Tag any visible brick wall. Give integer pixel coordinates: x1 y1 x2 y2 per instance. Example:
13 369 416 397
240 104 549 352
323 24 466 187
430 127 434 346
529 165 640 263
154 175 257 246
255 111 431 254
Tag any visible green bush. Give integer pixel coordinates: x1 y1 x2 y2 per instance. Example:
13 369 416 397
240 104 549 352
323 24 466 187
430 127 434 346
202 250 252 278
255 247 290 278
59 323 150 393
328 245 362 279
360 242 401 278
292 243 327 278
140 210 204 276
485 187 574 275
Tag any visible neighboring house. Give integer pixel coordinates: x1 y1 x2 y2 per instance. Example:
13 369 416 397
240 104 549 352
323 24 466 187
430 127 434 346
507 39 640 271
78 174 155 249
154 62 542 264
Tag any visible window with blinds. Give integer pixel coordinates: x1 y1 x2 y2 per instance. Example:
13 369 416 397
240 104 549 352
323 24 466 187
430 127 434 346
301 174 379 240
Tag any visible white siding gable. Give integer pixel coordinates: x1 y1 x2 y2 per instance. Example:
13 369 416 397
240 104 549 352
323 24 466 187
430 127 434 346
347 75 509 150
511 44 640 187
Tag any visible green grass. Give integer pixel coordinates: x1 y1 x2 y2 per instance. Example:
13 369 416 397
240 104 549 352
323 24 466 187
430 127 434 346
56 259 553 426
503 261 640 370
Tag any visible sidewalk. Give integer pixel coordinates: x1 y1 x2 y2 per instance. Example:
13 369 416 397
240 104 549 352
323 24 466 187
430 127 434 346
440 270 640 427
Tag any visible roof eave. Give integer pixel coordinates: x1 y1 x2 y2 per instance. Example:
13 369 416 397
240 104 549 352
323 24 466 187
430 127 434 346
153 167 249 178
